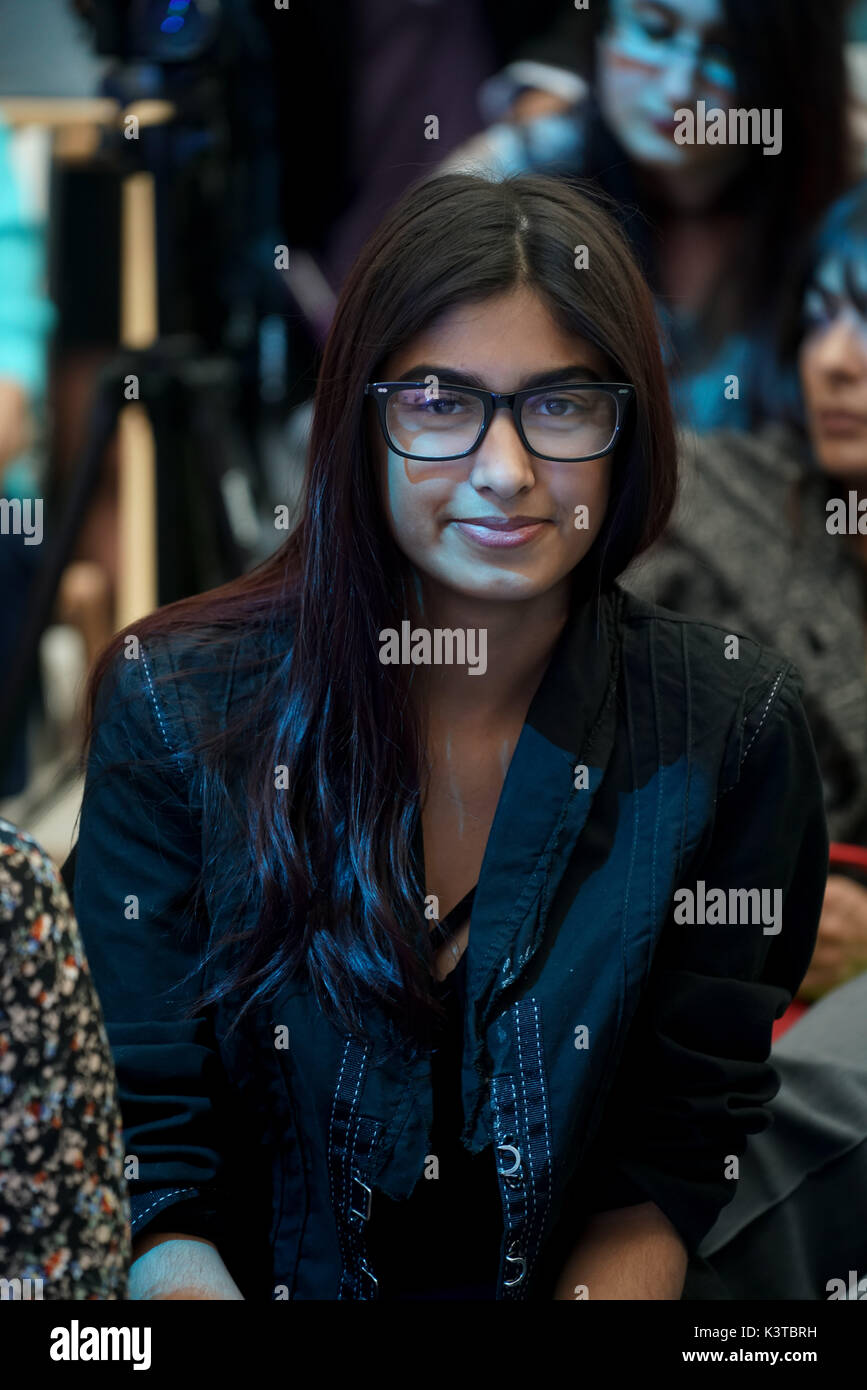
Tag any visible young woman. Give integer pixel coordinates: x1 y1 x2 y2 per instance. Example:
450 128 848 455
70 172 827 1301
442 0 855 433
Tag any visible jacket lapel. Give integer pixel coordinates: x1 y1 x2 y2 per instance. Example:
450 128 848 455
465 588 622 1032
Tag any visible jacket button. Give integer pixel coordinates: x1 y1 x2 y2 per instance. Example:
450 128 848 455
497 1141 522 1185
504 1241 526 1287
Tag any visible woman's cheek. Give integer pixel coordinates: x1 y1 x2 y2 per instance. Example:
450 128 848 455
383 446 449 559
574 464 611 542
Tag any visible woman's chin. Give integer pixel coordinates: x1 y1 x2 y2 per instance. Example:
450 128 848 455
419 562 555 605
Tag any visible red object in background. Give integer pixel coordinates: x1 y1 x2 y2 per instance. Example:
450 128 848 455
772 842 867 1041
827 842 867 875
772 999 808 1042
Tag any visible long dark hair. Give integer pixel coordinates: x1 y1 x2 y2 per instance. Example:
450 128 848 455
575 0 854 351
82 173 677 1050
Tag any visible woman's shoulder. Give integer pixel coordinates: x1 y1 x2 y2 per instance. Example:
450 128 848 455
93 608 295 767
0 818 64 898
614 584 805 717
613 586 814 800
678 423 812 533
0 818 70 959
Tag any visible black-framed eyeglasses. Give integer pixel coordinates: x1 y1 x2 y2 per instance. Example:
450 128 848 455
364 380 635 463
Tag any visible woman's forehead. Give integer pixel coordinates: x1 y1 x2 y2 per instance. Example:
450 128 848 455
385 291 611 376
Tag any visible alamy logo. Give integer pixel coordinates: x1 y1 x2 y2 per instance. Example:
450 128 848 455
0 496 43 545
379 621 487 675
826 1270 867 1299
49 1321 151 1370
0 1276 43 1299
826 492 867 534
674 101 782 157
674 881 782 935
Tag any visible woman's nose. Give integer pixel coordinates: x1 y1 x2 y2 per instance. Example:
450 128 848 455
658 48 703 106
468 409 536 494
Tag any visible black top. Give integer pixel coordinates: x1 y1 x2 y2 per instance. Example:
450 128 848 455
364 885 504 1300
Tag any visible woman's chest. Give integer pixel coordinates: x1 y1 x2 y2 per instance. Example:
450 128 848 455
421 730 519 923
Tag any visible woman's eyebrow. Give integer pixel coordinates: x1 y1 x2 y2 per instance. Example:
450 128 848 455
393 364 605 388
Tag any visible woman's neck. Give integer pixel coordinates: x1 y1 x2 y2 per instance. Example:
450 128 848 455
406 576 572 729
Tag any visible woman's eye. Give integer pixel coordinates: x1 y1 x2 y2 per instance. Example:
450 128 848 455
802 289 837 328
400 392 463 413
530 394 590 417
634 11 674 41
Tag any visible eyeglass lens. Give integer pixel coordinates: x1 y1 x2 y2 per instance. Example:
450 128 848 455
384 386 618 460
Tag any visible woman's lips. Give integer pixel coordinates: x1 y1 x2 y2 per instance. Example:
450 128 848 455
452 517 551 549
815 410 867 438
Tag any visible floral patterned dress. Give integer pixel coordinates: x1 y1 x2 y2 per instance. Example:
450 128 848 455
0 818 129 1298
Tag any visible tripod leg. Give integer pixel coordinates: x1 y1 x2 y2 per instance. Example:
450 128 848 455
116 171 159 627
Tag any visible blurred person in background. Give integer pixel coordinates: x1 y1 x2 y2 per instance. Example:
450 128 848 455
627 181 867 1301
250 0 573 291
628 180 867 1008
441 0 856 434
0 819 129 1298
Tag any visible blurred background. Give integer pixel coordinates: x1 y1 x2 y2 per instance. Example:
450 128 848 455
2 0 867 878
0 0 576 857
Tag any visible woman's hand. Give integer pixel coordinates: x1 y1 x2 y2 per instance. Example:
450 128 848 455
128 1234 245 1300
553 1201 688 1300
504 90 574 124
798 874 867 1001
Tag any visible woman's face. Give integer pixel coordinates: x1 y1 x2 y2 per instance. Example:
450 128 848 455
800 252 867 480
373 285 616 608
597 0 740 172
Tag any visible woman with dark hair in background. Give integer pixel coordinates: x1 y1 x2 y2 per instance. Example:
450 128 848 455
68 172 825 1301
627 179 867 1298
443 0 856 433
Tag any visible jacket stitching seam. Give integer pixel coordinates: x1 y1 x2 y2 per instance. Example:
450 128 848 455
531 1000 553 1215
514 1007 536 1239
719 668 786 796
132 1187 198 1224
139 645 179 759
328 1040 352 1286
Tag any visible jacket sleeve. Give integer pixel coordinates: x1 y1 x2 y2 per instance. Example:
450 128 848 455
581 665 829 1256
73 640 228 1247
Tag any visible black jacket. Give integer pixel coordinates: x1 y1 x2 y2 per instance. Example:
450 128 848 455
69 585 828 1299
